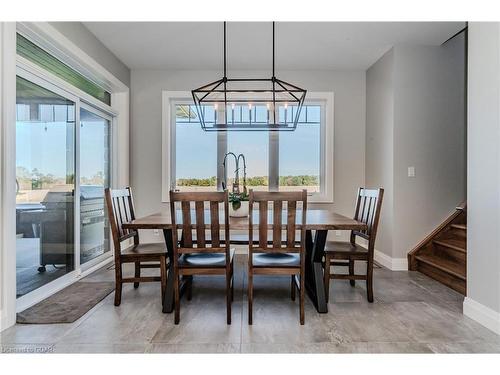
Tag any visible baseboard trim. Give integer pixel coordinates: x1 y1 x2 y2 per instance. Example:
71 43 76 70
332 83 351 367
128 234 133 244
374 250 408 271
463 297 500 335
0 308 15 332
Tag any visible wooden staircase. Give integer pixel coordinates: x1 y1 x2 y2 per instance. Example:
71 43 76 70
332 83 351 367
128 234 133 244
408 202 467 295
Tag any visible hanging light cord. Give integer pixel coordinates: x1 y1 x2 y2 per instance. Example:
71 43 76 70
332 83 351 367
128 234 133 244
223 21 227 79
272 21 275 79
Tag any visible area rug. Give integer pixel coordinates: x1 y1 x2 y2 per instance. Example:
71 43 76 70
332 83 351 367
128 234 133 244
17 281 115 324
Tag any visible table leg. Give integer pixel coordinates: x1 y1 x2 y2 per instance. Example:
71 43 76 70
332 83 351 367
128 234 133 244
162 229 175 313
162 229 190 313
305 229 328 313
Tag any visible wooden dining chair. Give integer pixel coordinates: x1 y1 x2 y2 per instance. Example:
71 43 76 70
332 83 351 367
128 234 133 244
105 187 168 307
169 190 234 325
323 187 384 303
248 190 308 325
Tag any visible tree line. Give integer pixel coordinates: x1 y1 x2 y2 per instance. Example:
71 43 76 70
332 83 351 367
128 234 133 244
176 175 319 187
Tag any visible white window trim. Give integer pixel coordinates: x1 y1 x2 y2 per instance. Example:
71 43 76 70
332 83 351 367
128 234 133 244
162 91 334 203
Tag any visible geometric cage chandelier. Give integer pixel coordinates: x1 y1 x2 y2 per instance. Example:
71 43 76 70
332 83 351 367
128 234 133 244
191 22 307 131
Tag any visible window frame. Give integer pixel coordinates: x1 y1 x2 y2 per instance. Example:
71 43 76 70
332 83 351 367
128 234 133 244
162 91 334 203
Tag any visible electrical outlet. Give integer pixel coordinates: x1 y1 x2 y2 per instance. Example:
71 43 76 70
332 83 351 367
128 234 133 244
408 166 416 177
153 229 160 236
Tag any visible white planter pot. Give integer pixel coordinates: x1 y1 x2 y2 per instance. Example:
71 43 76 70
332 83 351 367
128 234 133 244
229 200 249 217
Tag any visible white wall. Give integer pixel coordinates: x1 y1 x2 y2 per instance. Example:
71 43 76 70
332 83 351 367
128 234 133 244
365 37 466 262
464 22 500 334
0 22 17 331
49 22 130 87
366 49 395 258
130 69 366 243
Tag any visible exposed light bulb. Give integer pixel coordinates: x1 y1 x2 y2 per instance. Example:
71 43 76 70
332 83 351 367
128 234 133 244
231 103 235 110
214 103 218 111
284 102 288 109
248 103 252 110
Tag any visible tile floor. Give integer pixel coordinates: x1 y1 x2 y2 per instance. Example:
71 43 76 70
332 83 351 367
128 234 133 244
1 254 499 354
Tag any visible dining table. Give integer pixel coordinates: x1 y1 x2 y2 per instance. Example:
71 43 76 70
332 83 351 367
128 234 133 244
122 208 366 314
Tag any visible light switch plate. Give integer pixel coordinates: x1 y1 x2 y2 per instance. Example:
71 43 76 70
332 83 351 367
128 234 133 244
408 166 416 177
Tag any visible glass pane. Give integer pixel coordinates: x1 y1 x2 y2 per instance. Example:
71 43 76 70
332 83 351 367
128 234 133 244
79 108 111 265
16 34 111 105
175 105 217 191
227 132 269 191
279 121 321 193
16 76 75 298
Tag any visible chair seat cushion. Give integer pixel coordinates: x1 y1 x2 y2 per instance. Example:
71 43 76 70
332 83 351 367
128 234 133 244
324 241 368 259
122 242 167 257
252 253 300 267
178 249 234 268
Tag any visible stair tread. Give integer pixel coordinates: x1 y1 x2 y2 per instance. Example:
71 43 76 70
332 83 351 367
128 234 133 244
433 238 466 253
415 253 466 280
451 224 467 230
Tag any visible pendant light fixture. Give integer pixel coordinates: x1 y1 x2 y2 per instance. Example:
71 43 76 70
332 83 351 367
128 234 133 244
192 22 307 131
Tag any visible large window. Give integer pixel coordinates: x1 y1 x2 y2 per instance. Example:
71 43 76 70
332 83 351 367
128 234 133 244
164 92 333 202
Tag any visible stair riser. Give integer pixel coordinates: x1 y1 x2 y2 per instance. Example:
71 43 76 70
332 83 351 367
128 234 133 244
443 228 467 242
448 228 467 239
416 261 466 295
432 244 466 263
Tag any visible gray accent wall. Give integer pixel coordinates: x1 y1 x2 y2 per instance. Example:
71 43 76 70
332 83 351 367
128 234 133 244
130 69 366 243
49 22 130 87
366 36 466 260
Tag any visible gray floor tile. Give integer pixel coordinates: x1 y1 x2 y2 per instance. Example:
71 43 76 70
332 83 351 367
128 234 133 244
147 343 241 353
388 301 500 344
151 277 243 344
427 341 500 353
324 303 414 343
52 343 148 353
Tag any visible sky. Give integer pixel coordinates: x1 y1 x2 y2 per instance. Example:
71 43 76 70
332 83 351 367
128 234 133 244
175 123 320 178
16 115 109 181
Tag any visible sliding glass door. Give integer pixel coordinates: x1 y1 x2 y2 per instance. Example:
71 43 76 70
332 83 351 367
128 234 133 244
79 107 111 267
15 70 114 302
15 76 76 298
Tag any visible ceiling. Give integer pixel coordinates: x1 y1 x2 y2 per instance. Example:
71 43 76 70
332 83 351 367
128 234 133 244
83 22 465 71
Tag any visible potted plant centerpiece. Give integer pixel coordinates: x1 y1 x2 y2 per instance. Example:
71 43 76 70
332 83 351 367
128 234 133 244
223 152 250 217
229 190 249 217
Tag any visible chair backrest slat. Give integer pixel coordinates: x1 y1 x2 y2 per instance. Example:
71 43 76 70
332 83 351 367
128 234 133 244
195 201 206 247
181 201 193 247
272 200 283 248
258 200 268 249
105 187 139 255
351 187 384 249
286 200 297 248
210 201 221 247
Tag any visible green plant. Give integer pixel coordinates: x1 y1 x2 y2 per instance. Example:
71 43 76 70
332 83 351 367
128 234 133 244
228 191 249 210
